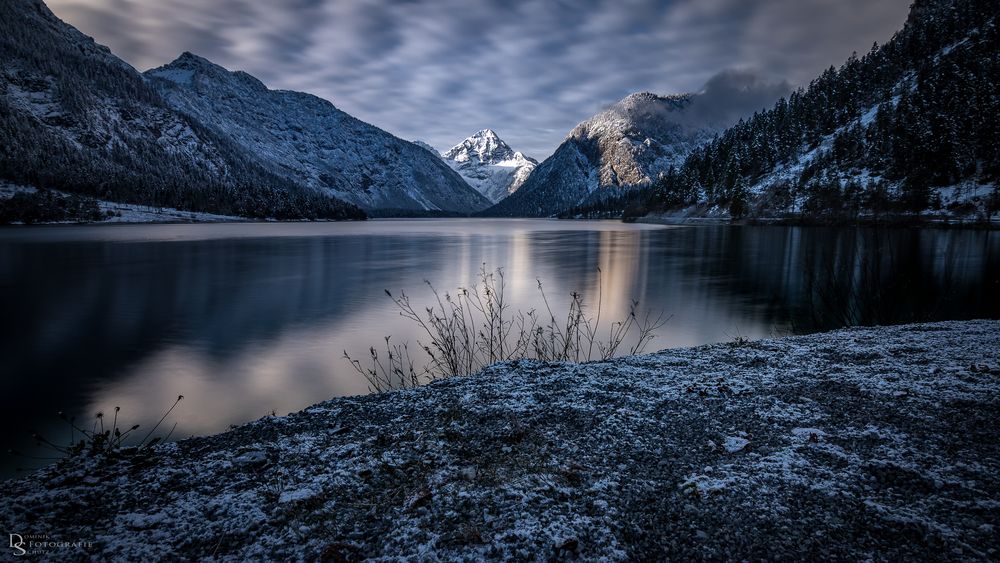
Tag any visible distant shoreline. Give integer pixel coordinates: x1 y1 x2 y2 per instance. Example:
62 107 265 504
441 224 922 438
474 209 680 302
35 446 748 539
2 208 998 229
630 212 1000 230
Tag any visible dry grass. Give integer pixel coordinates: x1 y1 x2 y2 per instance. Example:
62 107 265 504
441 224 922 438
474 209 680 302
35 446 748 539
346 265 666 392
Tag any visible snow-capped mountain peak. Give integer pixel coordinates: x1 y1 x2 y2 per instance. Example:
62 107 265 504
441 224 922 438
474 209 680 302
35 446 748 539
443 129 519 165
440 130 537 203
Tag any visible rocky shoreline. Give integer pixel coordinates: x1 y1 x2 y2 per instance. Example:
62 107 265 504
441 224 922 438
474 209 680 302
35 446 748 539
1 321 998 560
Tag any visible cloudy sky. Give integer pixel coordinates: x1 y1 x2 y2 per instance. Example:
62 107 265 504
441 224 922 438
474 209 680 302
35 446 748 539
48 0 911 158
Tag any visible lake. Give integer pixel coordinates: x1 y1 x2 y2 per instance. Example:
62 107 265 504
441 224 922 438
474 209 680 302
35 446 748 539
1 219 997 476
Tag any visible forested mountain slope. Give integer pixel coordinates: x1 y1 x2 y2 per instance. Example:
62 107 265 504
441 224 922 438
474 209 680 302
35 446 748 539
571 0 999 222
0 0 364 220
483 93 714 217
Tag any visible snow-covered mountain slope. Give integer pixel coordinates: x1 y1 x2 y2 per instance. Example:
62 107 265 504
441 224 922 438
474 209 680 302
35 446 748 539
146 54 491 213
485 73 792 218
612 0 1000 223
484 93 717 216
0 0 362 220
440 130 537 204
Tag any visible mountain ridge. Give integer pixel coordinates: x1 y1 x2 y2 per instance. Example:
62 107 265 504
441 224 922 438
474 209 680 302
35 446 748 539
482 92 716 217
145 53 491 214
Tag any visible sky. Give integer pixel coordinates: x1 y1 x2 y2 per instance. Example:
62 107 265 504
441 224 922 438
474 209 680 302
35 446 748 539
47 0 912 159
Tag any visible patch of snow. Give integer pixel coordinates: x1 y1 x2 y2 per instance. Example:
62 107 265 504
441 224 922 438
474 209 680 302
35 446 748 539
278 487 320 504
146 68 194 85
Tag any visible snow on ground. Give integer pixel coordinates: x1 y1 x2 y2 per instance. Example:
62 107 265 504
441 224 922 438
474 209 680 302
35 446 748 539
0 183 37 198
97 201 244 223
1 321 998 560
1 182 245 223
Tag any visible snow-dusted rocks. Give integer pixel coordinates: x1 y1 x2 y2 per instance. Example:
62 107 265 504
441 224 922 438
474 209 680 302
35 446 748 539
440 129 537 204
3 321 999 560
146 54 491 214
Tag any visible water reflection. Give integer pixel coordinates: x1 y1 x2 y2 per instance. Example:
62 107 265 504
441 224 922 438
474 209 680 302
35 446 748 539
0 220 996 477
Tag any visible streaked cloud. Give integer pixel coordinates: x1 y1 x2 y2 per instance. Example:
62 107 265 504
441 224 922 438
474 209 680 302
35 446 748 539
47 0 911 158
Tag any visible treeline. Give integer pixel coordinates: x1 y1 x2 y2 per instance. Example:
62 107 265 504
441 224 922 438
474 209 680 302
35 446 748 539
0 190 106 224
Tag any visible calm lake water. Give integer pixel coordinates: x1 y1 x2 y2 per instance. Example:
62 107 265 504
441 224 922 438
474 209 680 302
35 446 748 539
1 219 998 476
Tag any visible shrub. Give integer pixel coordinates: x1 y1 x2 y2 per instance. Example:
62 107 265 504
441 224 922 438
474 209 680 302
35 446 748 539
11 396 185 463
346 265 667 392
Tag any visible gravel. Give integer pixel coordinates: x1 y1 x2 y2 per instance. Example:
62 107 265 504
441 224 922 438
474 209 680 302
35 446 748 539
1 320 998 561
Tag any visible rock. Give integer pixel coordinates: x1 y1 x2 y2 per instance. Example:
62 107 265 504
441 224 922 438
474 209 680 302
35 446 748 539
118 511 171 530
233 450 267 466
722 436 750 453
555 538 579 555
278 488 319 505
791 428 827 442
406 489 432 511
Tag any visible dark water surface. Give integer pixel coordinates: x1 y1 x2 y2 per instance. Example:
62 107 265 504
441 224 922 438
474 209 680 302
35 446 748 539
1 219 997 476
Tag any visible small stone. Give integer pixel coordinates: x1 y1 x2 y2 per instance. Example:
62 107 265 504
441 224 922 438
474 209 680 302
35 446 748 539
556 538 579 554
278 488 319 505
233 450 267 465
791 428 827 442
722 436 750 453
118 511 170 530
406 489 432 511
